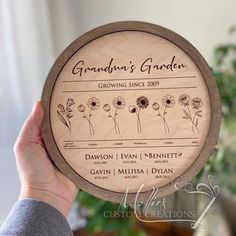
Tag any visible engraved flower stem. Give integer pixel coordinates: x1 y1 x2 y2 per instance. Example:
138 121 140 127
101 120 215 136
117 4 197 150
192 108 199 132
83 109 95 135
65 106 72 134
136 108 142 134
186 105 199 132
114 108 120 135
108 109 120 135
157 107 169 134
65 116 71 134
88 108 95 135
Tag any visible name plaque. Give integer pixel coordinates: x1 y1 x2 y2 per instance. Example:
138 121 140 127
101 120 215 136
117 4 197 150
42 21 221 203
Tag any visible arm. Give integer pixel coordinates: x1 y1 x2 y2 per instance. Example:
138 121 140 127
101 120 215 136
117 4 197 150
0 199 73 236
0 102 78 235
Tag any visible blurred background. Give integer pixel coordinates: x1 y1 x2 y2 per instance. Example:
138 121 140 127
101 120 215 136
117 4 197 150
1 0 236 235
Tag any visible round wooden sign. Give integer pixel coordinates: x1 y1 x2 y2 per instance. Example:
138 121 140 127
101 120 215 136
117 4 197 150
42 21 221 203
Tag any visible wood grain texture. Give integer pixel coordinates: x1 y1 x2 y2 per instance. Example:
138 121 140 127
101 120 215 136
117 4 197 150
41 21 221 204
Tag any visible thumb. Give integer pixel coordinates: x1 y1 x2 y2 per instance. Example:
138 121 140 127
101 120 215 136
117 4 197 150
16 102 44 144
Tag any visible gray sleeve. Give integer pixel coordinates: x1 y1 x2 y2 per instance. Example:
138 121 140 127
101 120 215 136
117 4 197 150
0 199 73 236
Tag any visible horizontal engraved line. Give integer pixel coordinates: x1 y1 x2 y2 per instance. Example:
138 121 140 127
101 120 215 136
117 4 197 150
63 145 199 150
62 75 197 83
64 137 199 142
62 86 197 93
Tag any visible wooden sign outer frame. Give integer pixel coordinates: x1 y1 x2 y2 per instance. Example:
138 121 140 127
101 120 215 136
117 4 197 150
41 21 221 204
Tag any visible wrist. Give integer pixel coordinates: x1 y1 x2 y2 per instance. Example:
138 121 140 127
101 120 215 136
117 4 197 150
19 187 75 218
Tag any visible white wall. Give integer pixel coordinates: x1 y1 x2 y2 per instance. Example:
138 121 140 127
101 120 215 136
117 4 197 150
49 0 236 62
0 0 236 225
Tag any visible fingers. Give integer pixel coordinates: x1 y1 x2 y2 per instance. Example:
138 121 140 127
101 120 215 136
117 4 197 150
29 101 44 128
15 102 44 146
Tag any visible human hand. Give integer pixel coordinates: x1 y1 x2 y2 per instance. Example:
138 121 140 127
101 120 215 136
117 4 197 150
14 102 78 218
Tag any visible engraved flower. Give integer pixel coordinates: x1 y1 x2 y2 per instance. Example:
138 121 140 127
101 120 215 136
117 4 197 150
152 102 160 111
66 107 73 118
58 104 65 115
178 94 190 106
136 96 149 109
78 104 85 112
130 96 149 133
103 104 111 112
191 97 203 109
129 105 137 113
104 97 125 135
57 98 75 135
162 95 175 108
80 97 100 135
66 98 75 106
112 96 126 109
87 97 100 110
179 96 203 132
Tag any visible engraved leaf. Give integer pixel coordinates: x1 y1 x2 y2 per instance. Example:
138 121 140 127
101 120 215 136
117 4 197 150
67 113 73 118
183 109 190 118
57 111 69 129
196 113 202 117
182 116 190 119
196 110 202 114
67 118 71 127
195 119 199 127
66 107 72 112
